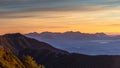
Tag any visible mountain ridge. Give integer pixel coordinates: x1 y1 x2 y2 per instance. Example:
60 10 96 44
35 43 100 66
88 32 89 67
0 33 69 65
1 33 120 68
25 31 120 55
26 31 112 40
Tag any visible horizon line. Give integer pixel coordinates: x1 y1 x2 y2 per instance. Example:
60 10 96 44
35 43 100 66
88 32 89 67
1 31 120 36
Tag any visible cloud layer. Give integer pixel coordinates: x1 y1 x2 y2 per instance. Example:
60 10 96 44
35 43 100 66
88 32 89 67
0 0 120 18
0 0 120 34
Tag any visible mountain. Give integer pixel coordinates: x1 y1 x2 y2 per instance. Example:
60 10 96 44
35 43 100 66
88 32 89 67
26 31 110 40
0 33 69 65
26 31 120 55
46 53 120 68
1 33 120 68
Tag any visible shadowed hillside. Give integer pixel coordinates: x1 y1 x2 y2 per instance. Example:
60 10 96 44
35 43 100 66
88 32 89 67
1 33 120 68
0 33 68 65
0 48 25 68
46 53 120 68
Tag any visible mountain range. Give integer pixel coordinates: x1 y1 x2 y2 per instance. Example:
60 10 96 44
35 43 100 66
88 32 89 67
1 33 120 68
26 31 120 40
26 31 120 55
26 32 104 40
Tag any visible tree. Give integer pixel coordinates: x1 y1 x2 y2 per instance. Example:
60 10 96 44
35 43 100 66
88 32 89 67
23 56 41 68
40 65 45 68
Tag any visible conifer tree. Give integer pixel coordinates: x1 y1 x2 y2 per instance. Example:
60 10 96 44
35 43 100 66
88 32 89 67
23 56 41 68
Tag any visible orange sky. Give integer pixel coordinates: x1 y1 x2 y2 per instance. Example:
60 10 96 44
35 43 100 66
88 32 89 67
0 0 120 35
0 11 120 35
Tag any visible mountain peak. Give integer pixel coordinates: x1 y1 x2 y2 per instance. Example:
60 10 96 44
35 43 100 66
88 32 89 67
3 33 23 38
95 32 107 37
64 31 81 34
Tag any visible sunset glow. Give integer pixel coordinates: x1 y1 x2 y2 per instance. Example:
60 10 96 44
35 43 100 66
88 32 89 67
0 0 120 35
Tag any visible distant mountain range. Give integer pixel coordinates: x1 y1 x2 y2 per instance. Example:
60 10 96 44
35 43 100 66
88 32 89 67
25 31 120 55
26 31 120 40
1 33 120 68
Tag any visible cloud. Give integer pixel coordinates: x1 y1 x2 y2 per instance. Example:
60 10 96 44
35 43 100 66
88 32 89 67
108 24 120 26
0 0 120 18
0 16 34 19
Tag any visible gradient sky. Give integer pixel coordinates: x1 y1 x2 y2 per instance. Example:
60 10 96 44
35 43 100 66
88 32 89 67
0 0 120 35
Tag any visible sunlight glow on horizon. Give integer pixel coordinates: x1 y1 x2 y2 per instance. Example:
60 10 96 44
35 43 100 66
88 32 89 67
0 11 120 35
0 0 120 35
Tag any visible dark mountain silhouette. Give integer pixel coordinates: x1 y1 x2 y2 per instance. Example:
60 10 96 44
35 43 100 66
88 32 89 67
46 53 120 68
0 33 69 65
1 33 120 68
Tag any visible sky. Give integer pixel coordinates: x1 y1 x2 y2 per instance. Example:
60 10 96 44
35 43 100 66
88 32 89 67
0 0 120 35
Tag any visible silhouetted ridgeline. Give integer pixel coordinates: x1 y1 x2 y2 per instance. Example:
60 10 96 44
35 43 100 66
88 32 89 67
0 33 68 68
26 31 112 40
26 31 120 40
1 33 120 68
46 53 120 68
